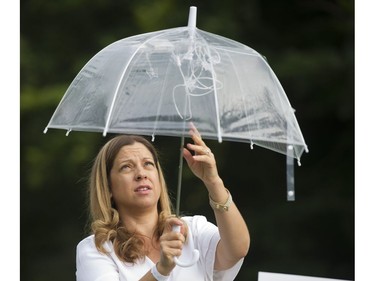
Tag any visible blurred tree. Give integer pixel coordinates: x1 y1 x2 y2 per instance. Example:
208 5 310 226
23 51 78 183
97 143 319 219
21 0 353 280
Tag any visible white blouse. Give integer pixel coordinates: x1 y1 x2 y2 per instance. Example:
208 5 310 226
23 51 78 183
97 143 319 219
76 215 243 281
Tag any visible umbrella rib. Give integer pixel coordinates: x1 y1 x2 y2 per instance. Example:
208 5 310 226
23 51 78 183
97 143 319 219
195 31 223 143
152 55 174 139
213 47 260 57
262 54 309 158
222 48 255 146
103 32 169 137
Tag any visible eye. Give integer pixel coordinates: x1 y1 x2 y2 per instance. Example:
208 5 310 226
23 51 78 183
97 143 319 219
120 164 132 171
144 161 155 167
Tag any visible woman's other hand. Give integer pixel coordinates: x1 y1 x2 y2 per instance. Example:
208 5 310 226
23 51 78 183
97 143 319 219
157 217 186 275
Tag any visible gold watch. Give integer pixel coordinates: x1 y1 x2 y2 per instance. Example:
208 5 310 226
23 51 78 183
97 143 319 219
209 189 232 212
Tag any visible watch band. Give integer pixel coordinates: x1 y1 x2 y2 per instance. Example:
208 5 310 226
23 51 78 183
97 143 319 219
209 188 232 212
151 264 170 281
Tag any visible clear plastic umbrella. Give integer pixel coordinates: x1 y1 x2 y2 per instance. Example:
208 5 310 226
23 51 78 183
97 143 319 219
44 6 308 268
44 7 308 205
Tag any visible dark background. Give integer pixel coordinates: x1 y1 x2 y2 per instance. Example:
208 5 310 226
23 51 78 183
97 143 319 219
20 0 354 280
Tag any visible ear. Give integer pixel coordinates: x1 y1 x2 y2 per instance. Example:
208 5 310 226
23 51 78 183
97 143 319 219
110 193 116 208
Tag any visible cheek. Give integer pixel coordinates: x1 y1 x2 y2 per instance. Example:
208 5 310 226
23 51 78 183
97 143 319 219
153 173 162 193
110 174 131 192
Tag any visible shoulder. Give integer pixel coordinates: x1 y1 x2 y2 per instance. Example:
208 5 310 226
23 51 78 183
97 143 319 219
76 235 120 280
77 234 95 251
76 234 113 256
181 215 208 224
76 235 96 258
181 215 213 225
182 215 218 234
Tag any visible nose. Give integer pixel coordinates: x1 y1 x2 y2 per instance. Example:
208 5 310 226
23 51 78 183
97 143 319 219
135 170 147 181
136 174 147 180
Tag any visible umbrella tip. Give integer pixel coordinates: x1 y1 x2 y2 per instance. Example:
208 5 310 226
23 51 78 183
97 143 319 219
43 127 48 134
188 6 197 28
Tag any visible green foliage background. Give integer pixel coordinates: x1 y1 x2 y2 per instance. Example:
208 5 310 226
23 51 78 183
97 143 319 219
20 0 354 280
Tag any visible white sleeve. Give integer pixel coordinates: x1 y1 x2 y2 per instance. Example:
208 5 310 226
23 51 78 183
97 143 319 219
76 236 120 281
187 215 244 281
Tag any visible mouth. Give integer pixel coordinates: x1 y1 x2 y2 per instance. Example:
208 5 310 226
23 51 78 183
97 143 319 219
135 185 152 193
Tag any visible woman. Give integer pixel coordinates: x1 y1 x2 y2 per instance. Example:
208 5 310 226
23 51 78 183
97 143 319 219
76 125 250 280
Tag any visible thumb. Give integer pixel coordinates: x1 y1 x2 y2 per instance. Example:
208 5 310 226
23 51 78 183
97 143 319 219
182 148 194 167
164 217 184 233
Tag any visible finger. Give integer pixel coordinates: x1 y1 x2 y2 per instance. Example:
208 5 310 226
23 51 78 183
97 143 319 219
159 239 184 259
188 122 199 136
168 237 185 248
188 124 205 143
167 247 183 258
160 233 186 254
164 217 185 233
187 143 211 156
183 148 194 166
189 128 202 141
161 231 185 243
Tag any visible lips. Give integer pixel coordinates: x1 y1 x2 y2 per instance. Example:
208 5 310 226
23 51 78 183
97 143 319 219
135 185 152 193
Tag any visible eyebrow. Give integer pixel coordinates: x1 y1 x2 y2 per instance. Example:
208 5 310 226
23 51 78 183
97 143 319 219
117 156 154 164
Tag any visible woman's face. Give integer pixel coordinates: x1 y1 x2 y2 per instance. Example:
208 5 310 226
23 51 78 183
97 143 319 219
109 142 161 213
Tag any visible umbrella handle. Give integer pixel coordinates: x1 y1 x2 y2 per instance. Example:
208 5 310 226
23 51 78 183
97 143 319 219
172 225 200 267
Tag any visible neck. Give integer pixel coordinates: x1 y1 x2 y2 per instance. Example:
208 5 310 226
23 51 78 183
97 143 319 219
119 208 159 238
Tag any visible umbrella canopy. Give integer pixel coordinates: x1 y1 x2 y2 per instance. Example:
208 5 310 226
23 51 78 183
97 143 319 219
44 7 308 163
44 8 309 265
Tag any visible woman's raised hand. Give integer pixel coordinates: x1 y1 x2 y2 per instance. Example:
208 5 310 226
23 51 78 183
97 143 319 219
183 123 222 189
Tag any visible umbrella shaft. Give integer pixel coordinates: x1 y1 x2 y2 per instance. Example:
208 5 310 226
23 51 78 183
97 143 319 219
176 135 185 217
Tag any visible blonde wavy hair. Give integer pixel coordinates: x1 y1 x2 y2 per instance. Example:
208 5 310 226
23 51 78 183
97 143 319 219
88 135 173 263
